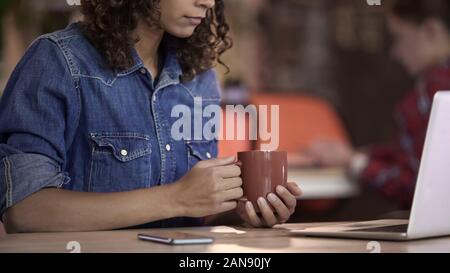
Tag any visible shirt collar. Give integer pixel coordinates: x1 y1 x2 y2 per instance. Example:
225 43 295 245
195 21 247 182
115 49 144 76
117 46 183 88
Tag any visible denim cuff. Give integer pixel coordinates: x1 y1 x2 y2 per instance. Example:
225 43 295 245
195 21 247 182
0 153 71 217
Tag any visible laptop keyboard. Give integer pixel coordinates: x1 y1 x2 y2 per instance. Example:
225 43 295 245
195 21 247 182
347 224 408 233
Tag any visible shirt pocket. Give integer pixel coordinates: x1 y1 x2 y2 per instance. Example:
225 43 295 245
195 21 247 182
88 133 152 192
185 140 218 170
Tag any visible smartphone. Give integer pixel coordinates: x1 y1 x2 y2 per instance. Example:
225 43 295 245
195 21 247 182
138 232 215 245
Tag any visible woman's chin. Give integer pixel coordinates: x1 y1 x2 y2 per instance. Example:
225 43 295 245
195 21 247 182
167 27 197 39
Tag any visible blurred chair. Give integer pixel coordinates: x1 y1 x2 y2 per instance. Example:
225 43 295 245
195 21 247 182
218 106 253 158
218 139 252 158
251 93 349 153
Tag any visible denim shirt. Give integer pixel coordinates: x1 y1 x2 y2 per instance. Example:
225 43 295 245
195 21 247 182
0 23 221 228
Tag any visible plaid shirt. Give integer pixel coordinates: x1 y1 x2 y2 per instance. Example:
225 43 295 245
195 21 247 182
360 59 450 208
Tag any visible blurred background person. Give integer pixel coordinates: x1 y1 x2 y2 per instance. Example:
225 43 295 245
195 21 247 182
297 0 450 209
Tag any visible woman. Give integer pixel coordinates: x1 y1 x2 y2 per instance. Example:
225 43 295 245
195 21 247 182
0 0 301 233
298 0 450 208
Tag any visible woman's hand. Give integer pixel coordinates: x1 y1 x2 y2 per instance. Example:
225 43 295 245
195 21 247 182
237 182 302 228
172 156 244 218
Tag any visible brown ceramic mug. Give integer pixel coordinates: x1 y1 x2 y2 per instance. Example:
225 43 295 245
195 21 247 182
237 151 288 211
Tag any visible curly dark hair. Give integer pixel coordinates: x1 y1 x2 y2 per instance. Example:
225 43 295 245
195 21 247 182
80 0 232 81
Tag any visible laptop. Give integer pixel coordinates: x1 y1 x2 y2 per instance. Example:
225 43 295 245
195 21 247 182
291 91 450 241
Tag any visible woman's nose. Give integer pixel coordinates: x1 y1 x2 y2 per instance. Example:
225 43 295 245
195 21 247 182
196 0 215 9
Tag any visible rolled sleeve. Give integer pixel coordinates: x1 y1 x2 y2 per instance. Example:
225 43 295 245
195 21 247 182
0 153 71 217
0 37 79 218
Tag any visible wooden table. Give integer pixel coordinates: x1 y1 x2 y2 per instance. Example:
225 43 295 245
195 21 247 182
0 169 354 239
1 222 449 253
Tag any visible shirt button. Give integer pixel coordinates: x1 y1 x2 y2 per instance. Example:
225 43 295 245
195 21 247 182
206 152 212 159
140 68 147 75
165 144 171 152
121 149 128 156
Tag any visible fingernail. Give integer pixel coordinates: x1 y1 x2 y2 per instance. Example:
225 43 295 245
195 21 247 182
246 201 252 209
276 186 285 193
268 193 277 202
257 197 265 205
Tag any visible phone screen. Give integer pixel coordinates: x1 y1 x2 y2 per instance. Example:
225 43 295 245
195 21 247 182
138 232 214 245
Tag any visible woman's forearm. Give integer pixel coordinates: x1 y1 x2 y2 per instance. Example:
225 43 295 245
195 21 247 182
3 184 181 233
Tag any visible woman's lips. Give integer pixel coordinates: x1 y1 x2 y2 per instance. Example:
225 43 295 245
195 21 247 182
185 16 204 25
